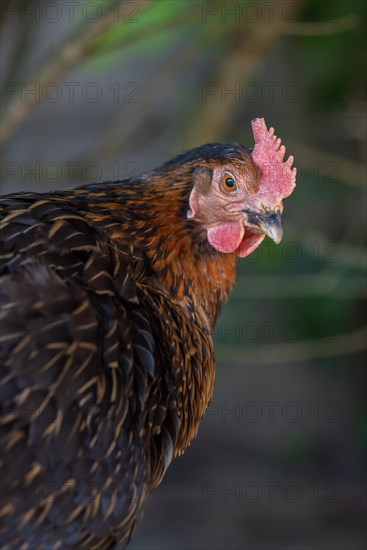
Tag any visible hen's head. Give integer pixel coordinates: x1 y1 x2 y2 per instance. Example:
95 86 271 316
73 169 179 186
186 118 296 258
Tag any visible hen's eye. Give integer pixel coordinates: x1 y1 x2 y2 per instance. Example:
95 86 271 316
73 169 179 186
223 176 237 192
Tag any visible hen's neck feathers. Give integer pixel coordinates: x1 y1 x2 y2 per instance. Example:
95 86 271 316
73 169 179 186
64 163 237 327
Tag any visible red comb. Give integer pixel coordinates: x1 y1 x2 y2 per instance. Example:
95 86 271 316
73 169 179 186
251 118 296 203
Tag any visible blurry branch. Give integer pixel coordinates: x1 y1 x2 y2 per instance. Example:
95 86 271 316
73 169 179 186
293 141 366 189
272 13 360 36
90 43 201 159
216 326 367 366
0 0 148 147
183 32 267 146
234 274 366 299
183 0 306 147
182 3 360 149
91 7 204 59
88 16 218 160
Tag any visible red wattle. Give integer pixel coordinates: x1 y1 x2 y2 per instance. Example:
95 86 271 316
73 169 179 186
207 221 244 254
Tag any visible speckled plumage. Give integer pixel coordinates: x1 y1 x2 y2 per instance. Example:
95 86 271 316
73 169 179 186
0 127 296 548
0 144 250 549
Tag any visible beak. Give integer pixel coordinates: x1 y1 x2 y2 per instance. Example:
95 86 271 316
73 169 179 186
244 209 284 244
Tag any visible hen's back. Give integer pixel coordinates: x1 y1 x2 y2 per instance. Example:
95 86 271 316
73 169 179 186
0 193 158 548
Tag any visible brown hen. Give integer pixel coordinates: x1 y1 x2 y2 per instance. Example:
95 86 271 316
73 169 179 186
0 119 296 548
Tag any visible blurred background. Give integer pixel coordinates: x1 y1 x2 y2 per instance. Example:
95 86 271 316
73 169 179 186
1 1 366 548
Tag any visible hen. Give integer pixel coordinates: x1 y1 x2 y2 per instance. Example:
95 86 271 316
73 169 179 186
0 118 296 548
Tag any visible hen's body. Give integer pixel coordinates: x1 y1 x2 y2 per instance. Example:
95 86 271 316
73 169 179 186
0 146 239 548
0 120 296 548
